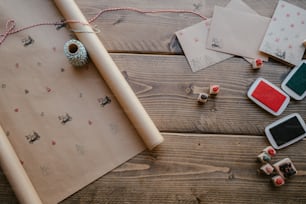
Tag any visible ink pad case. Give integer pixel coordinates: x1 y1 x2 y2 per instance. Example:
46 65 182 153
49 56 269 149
281 60 306 100
265 113 306 149
247 78 290 116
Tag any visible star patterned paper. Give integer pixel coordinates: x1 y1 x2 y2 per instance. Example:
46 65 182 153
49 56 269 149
260 0 306 65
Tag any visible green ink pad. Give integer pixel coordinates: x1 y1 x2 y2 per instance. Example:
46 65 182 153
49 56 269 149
281 60 306 100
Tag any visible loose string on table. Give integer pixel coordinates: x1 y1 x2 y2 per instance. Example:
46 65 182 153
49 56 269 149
87 7 207 23
0 7 207 46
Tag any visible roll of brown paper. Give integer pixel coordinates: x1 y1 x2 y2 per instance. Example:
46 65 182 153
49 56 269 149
0 125 42 204
54 0 164 150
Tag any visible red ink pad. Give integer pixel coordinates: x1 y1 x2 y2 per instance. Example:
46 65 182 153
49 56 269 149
247 78 290 116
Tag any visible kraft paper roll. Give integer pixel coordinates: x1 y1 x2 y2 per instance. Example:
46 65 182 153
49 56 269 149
54 0 164 150
0 125 42 204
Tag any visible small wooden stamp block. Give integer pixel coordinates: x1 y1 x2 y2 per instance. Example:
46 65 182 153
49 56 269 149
252 58 263 69
197 93 208 104
209 85 220 95
272 175 285 187
260 163 274 175
273 158 297 179
303 39 306 47
257 152 271 163
262 146 276 157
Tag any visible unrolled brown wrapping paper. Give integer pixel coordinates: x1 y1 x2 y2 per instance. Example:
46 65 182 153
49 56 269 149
0 0 163 204
54 0 164 150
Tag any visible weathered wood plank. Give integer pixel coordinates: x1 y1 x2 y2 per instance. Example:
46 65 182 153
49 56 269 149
75 0 306 53
2 1 306 203
110 54 306 135
0 169 18 203
2 133 306 203
59 133 306 204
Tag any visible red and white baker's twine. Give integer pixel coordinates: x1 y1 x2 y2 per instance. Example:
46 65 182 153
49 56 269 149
0 7 207 46
0 19 86 46
87 7 207 23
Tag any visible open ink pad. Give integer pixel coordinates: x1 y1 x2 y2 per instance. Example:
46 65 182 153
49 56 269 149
281 60 306 100
265 113 306 149
247 78 290 116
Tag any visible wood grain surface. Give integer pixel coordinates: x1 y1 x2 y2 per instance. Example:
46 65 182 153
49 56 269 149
1 0 306 203
76 0 306 54
3 133 306 203
111 54 306 135
61 134 306 204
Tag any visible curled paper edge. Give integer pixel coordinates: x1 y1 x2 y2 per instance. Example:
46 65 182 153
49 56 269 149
0 125 43 204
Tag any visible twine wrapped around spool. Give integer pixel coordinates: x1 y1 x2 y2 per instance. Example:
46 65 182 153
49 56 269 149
64 39 88 66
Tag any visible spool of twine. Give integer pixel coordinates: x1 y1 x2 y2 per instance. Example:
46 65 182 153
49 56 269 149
64 39 88 66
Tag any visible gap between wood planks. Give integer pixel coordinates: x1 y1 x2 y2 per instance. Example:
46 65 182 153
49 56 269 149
161 132 264 138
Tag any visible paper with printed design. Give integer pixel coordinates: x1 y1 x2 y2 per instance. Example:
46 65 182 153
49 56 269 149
260 0 306 65
0 0 159 203
176 19 232 72
176 0 269 72
206 6 270 61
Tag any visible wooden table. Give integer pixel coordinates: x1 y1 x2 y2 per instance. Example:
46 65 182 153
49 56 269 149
1 0 306 203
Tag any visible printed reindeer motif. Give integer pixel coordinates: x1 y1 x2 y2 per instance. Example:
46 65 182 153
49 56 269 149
55 19 66 30
22 36 34 47
211 38 222 48
25 131 41 144
275 49 286 59
58 113 72 124
98 96 112 107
